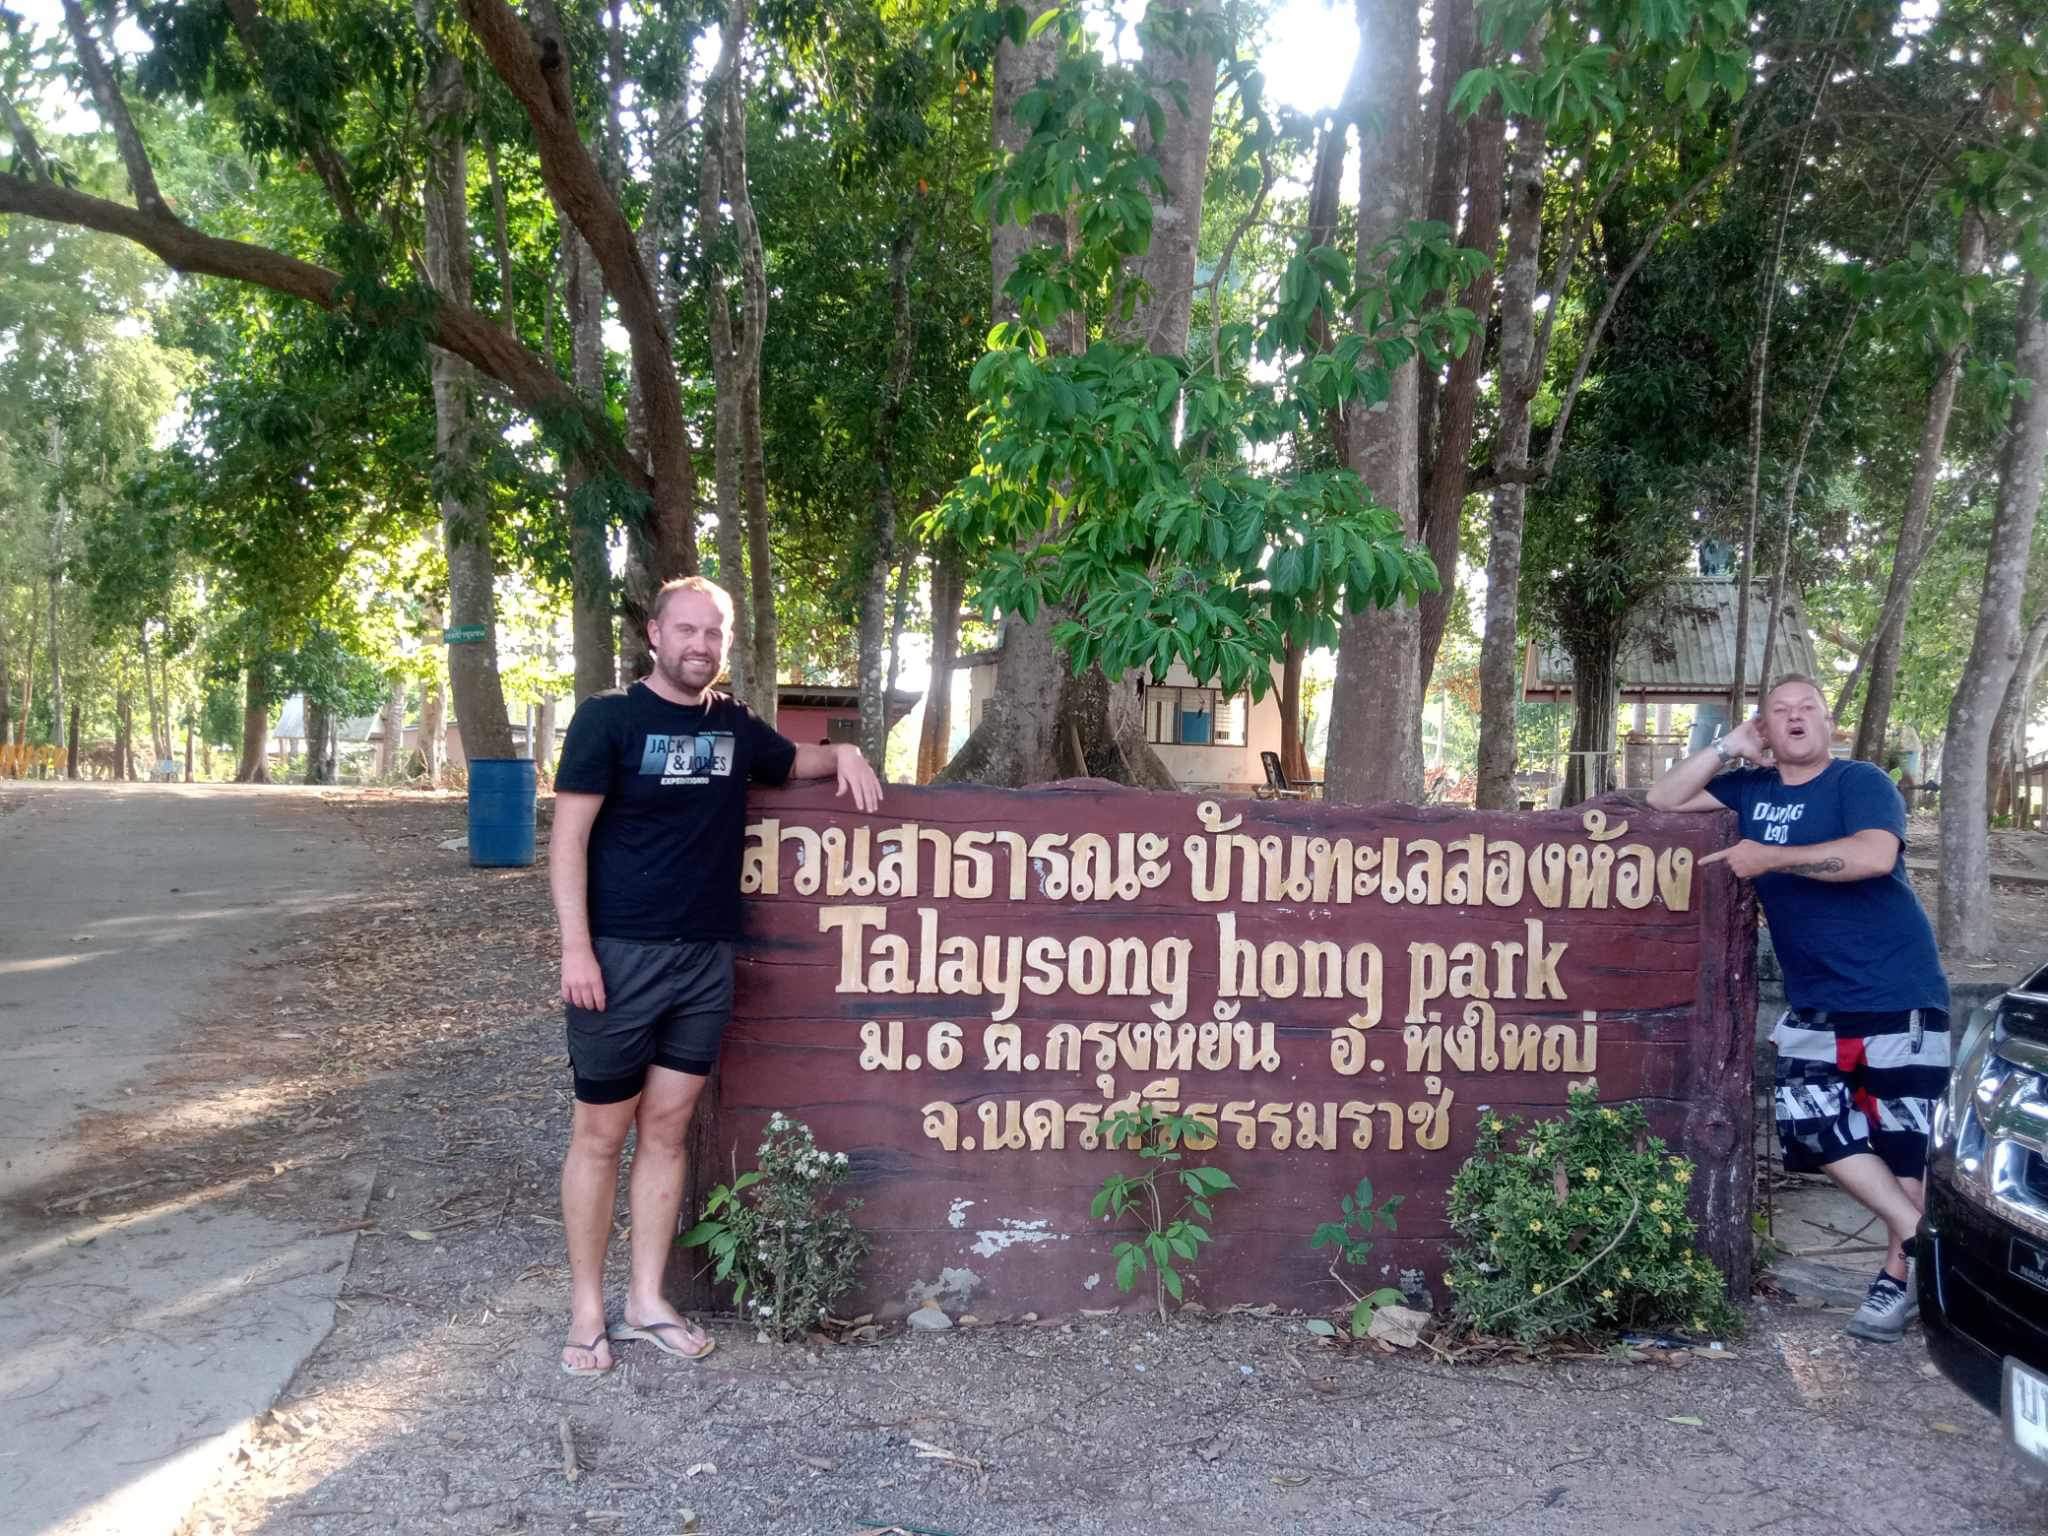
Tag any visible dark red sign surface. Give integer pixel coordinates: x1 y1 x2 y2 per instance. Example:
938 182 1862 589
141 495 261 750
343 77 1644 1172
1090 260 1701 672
685 782 1755 1320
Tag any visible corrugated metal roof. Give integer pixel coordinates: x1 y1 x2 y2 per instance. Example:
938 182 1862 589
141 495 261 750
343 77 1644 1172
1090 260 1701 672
1522 576 1821 701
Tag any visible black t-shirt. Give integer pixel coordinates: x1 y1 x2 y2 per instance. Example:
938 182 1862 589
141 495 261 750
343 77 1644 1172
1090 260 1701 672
553 683 797 941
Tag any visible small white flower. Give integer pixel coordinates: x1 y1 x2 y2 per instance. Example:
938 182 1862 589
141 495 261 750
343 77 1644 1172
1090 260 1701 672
835 1152 849 1166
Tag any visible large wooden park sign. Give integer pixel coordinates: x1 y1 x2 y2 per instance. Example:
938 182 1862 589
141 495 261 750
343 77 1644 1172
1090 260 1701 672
687 782 1757 1319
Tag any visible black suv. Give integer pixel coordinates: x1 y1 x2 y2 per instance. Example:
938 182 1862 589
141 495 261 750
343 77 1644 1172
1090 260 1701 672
1920 961 2048 1469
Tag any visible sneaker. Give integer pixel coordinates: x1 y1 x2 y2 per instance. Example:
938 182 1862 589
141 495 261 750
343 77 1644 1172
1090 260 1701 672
1844 1265 1918 1342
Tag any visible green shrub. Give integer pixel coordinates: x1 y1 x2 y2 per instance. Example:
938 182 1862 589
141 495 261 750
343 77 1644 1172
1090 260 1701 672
680 1113 868 1343
1443 1084 1741 1343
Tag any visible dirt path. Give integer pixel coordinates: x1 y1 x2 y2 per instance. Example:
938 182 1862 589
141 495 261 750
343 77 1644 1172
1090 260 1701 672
0 782 381 1536
148 794 2042 1536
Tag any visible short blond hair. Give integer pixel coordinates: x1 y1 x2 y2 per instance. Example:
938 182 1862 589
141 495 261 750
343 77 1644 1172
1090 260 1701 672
651 575 734 628
1766 673 1828 711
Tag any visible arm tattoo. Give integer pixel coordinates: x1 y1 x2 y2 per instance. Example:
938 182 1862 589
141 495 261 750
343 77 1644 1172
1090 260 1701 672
1781 856 1844 877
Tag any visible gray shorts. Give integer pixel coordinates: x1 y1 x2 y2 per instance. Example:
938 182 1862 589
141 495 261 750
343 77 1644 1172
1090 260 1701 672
565 937 735 1103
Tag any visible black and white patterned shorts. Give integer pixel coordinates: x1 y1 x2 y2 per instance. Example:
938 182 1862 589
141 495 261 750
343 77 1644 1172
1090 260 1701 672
1771 1007 1951 1181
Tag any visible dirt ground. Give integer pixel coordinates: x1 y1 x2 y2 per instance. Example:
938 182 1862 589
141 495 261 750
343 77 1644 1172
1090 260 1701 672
11 789 2040 1535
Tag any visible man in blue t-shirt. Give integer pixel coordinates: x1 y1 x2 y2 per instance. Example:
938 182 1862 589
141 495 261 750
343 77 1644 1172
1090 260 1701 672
547 576 883 1376
1649 674 1950 1342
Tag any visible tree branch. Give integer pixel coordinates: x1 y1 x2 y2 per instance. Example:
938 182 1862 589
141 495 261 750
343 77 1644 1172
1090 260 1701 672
2 97 51 180
0 170 649 496
58 0 166 217
459 0 695 572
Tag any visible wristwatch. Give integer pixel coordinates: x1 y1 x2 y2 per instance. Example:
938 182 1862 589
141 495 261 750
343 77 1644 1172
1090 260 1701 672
1711 738 1736 765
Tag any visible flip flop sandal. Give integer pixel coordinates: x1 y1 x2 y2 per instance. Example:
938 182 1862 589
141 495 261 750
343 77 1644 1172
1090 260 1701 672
612 1319 716 1360
560 1334 614 1377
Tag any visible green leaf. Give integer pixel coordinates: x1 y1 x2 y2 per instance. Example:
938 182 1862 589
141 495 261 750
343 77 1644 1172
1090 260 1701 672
1303 1318 1338 1337
1026 5 1063 39
1160 1263 1184 1300
1662 49 1698 104
1116 1246 1142 1291
678 1219 724 1248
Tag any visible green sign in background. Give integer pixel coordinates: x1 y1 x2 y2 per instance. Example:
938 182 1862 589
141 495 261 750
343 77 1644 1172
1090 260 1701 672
443 624 486 645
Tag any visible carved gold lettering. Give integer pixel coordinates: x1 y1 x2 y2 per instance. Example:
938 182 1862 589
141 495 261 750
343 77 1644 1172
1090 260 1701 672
859 1019 904 1071
742 819 778 894
821 906 887 993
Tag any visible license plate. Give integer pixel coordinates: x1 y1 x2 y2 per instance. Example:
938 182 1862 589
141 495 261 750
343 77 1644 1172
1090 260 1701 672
2006 1358 2048 1468
2013 1236 2048 1298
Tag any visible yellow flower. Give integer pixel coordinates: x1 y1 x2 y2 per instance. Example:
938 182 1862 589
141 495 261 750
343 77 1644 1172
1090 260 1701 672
1601 1108 1619 1121
1444 1274 1457 1288
1492 1229 1503 1240
1619 1267 1632 1280
1528 1220 1544 1233
1674 1167 1692 1185
1531 1282 1545 1295
1691 1317 1706 1332
1660 1220 1673 1235
1583 1166 1601 1180
1599 1288 1615 1301
1487 1118 1504 1133
1649 1200 1665 1213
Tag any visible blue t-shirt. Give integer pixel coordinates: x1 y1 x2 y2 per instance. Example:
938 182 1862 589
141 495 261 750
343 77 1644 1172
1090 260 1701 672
1706 758 1948 1013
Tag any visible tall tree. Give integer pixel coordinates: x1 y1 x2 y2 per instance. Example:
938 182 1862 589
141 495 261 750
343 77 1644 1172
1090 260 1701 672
1324 0 1424 804
416 0 514 760
1848 213 1989 758
1940 270 2048 958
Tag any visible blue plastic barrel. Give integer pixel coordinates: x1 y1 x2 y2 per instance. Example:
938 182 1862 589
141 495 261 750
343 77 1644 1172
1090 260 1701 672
468 757 537 867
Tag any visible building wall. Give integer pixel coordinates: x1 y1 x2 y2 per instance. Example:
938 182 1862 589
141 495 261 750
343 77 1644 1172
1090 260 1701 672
962 658 1286 790
778 704 861 746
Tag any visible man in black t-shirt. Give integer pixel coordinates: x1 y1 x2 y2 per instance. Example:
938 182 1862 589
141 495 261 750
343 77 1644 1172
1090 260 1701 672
548 576 882 1375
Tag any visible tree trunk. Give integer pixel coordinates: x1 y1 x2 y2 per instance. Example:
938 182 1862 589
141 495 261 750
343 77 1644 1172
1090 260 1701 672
565 233 617 702
237 655 271 783
859 223 920 769
65 700 79 779
419 675 446 786
418 6 516 763
138 623 166 770
698 5 756 706
46 546 64 750
1324 0 1424 805
882 552 914 760
0 648 10 746
1279 639 1310 783
1988 610 2047 817
1474 112 1548 809
1414 0 1474 457
15 617 34 746
1425 39 1507 688
743 372 777 723
535 694 558 773
916 551 962 784
1561 642 1619 806
305 698 336 784
116 684 133 780
1940 271 2048 960
1852 214 1986 759
378 679 406 778
696 0 774 714
184 717 194 782
1119 0 1218 357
